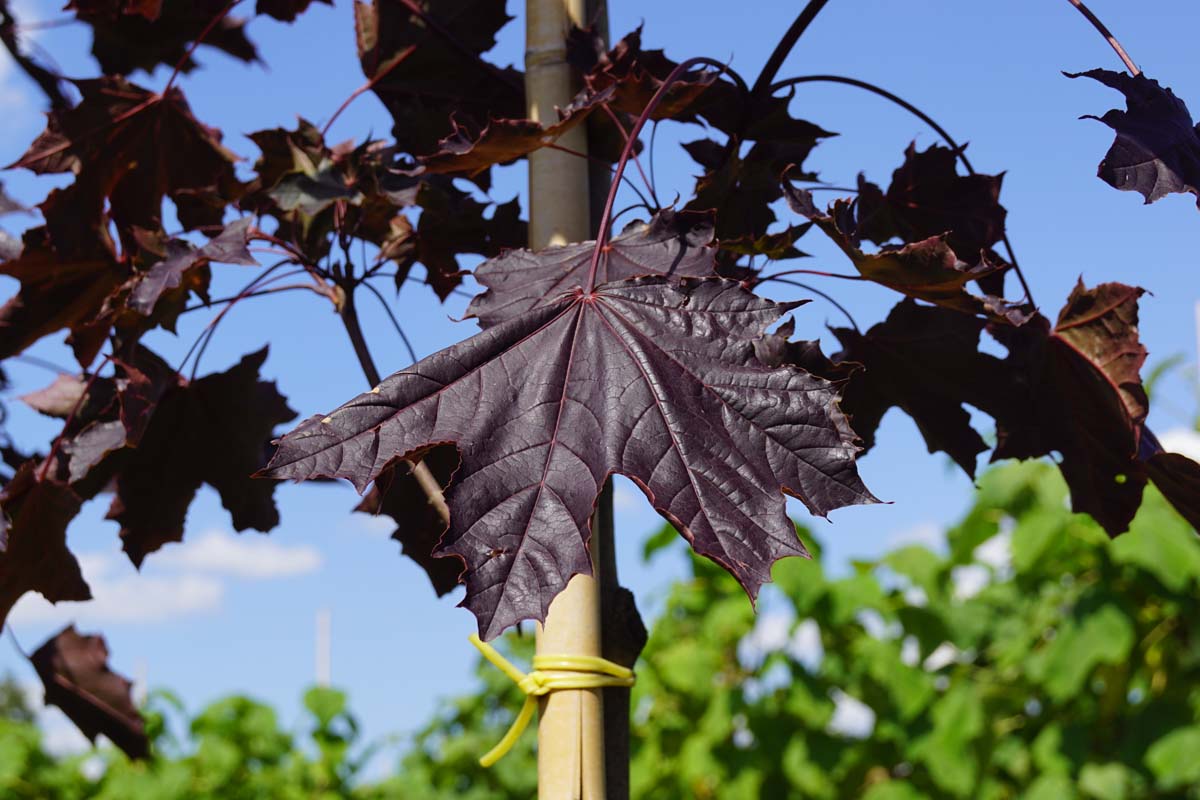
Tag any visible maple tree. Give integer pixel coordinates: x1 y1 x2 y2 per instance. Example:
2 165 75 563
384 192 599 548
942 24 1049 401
0 0 1196 787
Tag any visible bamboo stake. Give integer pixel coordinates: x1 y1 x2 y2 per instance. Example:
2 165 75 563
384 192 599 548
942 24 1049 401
526 1 606 798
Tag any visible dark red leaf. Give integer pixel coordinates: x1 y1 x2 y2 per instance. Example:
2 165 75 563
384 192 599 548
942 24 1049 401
126 217 256 318
68 0 257 76
256 0 331 23
413 181 526 300
784 185 1025 323
830 301 1003 478
466 209 715 328
0 226 126 367
989 281 1148 535
13 78 242 257
416 87 611 178
31 625 148 760
264 275 876 639
354 0 524 157
1067 69 1200 208
854 143 1007 263
1144 450 1200 531
107 348 295 566
0 464 88 630
354 445 464 595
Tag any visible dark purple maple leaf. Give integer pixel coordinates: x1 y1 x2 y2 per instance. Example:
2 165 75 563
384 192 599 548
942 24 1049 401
989 281 1149 534
126 217 257 318
467 209 716 328
1067 69 1200 208
32 625 148 760
0 463 88 630
855 143 1007 265
784 184 1025 323
108 348 295 566
264 275 876 639
354 445 464 595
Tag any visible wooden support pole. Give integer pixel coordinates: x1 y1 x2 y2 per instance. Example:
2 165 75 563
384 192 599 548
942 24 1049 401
526 1 606 798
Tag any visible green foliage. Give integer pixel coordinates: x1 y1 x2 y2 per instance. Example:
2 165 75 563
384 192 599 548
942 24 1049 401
4 461 1198 798
402 461 1200 799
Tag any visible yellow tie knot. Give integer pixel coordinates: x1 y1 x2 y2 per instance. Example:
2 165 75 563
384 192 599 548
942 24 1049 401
468 633 636 768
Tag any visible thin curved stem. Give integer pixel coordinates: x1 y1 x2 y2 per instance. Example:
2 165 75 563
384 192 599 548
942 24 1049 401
760 268 865 282
588 57 740 290
360 279 419 364
323 42 418 136
1063 0 1139 75
181 283 320 313
749 0 832 101
164 0 238 92
599 104 659 207
175 262 300 376
760 276 860 333
545 141 654 212
11 353 71 374
773 74 1036 309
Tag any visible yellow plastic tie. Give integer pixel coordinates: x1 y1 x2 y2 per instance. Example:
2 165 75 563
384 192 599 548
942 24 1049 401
468 633 636 768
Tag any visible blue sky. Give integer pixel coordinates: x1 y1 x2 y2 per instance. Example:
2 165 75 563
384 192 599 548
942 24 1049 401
1 0 1198 765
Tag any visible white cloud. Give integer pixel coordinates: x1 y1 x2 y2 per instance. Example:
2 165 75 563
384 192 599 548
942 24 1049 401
1160 428 1200 462
613 481 641 512
9 530 322 627
10 560 223 626
827 689 875 738
353 512 395 538
152 529 322 578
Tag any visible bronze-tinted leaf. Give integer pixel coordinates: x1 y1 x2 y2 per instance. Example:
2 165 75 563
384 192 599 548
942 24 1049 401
784 184 1024 323
31 625 148 760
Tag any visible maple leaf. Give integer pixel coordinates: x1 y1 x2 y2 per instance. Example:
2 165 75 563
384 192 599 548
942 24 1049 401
855 143 1007 264
568 26 726 122
413 180 526 300
0 226 126 368
256 0 332 23
68 0 257 76
123 217 257 324
0 463 88 630
416 87 611 179
1143 449 1200 532
989 281 1148 534
783 185 1025 323
264 274 876 639
1067 69 1200 208
466 209 715 328
354 445 464 595
354 0 525 157
830 301 1005 478
13 77 242 257
31 625 148 760
108 348 295 566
